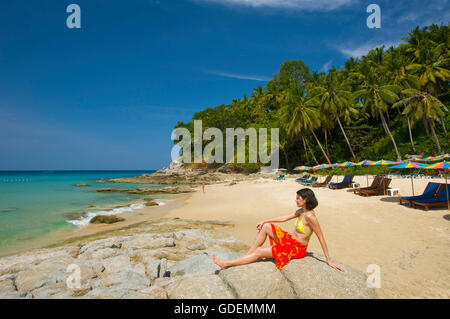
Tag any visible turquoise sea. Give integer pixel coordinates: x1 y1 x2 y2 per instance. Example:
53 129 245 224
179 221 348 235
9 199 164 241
0 170 161 256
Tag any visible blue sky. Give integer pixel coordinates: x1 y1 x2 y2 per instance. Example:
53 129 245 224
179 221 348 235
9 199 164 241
0 0 448 170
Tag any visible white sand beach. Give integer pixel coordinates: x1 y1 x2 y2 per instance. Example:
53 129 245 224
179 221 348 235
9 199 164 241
159 175 450 299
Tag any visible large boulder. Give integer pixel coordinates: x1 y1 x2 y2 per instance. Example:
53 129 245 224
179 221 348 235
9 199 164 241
166 274 234 299
167 251 241 278
281 253 378 299
218 260 297 299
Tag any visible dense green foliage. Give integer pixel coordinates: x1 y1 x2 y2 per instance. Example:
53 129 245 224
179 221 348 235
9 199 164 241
175 24 449 171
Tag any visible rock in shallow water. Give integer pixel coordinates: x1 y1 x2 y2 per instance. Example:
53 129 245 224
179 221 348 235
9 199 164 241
89 215 125 224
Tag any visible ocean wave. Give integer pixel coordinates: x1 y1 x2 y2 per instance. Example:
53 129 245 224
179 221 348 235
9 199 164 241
67 203 145 227
154 200 166 206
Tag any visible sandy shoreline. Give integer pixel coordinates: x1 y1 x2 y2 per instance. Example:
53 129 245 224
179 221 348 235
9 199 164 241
1 174 449 298
162 175 450 299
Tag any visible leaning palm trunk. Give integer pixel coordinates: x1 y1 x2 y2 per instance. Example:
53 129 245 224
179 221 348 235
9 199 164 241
282 147 290 170
302 135 319 165
379 109 401 161
336 114 356 161
407 117 417 153
429 119 442 153
440 115 448 136
308 124 331 164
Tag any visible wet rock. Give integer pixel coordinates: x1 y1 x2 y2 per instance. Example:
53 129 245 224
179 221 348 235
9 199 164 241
89 215 125 224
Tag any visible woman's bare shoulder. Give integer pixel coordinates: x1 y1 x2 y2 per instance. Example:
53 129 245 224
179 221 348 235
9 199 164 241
304 210 317 221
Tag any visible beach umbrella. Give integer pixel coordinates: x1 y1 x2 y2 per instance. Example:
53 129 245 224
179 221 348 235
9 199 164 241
355 160 374 186
422 156 438 162
436 154 450 160
337 161 356 167
423 161 450 210
294 166 310 171
389 162 427 196
405 157 422 162
371 159 399 166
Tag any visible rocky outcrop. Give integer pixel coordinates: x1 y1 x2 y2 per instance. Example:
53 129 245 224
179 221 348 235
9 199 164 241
0 218 377 299
96 186 195 195
101 161 272 187
89 215 125 224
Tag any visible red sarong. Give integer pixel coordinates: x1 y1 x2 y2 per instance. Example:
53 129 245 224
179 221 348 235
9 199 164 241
269 224 307 269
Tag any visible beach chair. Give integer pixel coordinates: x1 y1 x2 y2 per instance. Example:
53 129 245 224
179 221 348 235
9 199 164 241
295 174 310 182
358 178 392 197
301 176 318 186
312 175 333 188
275 174 285 181
399 182 441 207
353 176 382 194
328 175 354 189
411 184 450 211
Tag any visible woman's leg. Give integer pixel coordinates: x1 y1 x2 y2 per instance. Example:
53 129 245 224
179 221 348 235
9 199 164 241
212 247 273 269
245 223 277 256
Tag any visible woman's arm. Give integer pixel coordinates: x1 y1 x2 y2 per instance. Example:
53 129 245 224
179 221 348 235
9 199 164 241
306 214 344 272
256 212 298 230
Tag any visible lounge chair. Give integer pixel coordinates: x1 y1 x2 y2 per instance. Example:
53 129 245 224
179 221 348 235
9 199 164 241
295 174 310 182
275 174 285 181
328 175 354 189
353 176 382 194
301 176 318 186
411 184 450 211
399 182 441 207
358 178 392 197
313 175 333 188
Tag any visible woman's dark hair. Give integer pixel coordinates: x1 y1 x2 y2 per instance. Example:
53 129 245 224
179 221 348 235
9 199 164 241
296 188 318 211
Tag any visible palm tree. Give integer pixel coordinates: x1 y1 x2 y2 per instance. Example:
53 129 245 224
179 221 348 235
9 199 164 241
309 68 359 161
278 84 331 164
352 47 402 161
392 88 449 153
383 46 419 152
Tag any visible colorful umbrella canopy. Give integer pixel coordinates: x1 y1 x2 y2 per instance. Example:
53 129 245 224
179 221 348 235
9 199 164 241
389 162 427 169
423 161 450 210
436 154 450 160
355 160 374 166
423 161 450 170
389 161 427 196
294 166 311 171
371 160 399 166
330 163 340 167
337 161 356 167
422 156 438 161
405 157 422 162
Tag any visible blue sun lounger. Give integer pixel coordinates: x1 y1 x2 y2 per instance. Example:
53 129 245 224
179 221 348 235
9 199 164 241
411 184 449 211
328 175 354 189
399 182 441 207
295 174 310 182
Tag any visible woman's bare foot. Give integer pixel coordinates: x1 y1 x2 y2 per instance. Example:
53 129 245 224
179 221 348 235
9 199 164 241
212 254 228 269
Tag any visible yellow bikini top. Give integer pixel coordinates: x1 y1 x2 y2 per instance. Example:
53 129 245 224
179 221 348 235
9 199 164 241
295 213 311 237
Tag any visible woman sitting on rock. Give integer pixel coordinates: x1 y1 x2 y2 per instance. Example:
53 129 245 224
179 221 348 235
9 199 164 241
212 188 344 271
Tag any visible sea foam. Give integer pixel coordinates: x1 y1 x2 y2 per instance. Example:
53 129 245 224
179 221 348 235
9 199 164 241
67 203 146 227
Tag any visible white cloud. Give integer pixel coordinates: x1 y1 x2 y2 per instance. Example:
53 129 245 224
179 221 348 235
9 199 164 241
321 60 333 72
192 0 356 11
337 41 401 58
203 69 272 81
